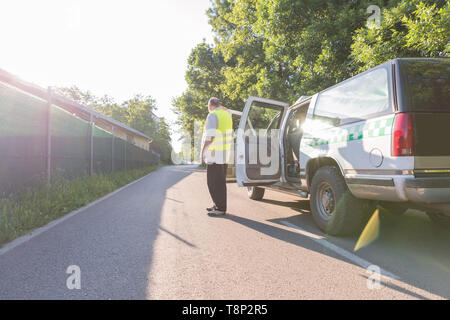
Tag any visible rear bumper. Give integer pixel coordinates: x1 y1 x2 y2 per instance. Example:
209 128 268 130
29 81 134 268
404 177 450 203
346 175 450 213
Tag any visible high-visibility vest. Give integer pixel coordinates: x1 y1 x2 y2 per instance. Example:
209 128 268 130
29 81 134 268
208 108 233 151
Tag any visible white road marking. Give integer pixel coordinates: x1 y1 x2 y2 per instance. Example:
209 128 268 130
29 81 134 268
0 169 159 257
280 220 400 280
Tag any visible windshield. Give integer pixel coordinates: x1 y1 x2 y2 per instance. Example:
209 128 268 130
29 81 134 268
399 59 450 112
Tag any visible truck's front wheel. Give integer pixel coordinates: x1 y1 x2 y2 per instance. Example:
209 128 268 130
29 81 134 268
247 186 265 200
310 166 373 236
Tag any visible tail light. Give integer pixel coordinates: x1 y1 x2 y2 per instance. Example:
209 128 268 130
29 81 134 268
391 113 415 156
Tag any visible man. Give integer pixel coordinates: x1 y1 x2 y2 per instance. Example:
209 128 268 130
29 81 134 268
201 97 233 216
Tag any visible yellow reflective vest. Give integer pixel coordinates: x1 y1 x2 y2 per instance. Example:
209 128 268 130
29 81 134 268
208 108 233 152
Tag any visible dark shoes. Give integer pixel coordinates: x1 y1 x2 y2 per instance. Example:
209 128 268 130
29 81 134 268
207 205 226 216
207 209 226 216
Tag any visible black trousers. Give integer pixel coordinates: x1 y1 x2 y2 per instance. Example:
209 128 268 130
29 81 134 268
206 163 228 212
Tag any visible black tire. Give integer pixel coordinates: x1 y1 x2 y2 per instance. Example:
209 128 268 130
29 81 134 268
427 211 450 227
310 166 374 236
247 186 265 200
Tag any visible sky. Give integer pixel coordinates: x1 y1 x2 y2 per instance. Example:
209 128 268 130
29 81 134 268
0 0 214 151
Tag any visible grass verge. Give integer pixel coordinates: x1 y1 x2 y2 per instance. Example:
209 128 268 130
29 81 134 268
0 165 161 247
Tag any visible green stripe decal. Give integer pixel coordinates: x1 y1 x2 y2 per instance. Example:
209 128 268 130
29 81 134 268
307 116 394 147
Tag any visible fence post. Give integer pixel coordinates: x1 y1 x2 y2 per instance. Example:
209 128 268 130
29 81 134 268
111 126 115 172
124 138 127 170
89 114 94 176
46 87 53 183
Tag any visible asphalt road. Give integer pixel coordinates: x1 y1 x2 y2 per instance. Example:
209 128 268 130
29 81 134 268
0 165 449 299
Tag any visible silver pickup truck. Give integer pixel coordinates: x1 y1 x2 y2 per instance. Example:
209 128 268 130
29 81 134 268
235 58 450 236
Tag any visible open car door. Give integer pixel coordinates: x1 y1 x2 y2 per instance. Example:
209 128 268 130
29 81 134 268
236 96 289 187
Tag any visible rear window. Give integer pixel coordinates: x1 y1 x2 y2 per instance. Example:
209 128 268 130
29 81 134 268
399 59 450 112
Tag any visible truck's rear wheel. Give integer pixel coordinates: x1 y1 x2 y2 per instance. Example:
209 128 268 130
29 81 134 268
310 166 373 236
247 186 265 200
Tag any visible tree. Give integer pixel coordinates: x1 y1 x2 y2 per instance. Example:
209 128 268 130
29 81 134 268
56 86 128 123
55 86 99 108
150 119 172 164
251 0 394 97
172 41 242 132
351 0 449 72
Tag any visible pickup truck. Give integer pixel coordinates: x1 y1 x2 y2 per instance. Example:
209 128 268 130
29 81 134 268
235 58 450 236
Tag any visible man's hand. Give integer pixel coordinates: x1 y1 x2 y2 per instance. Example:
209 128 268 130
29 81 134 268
201 150 205 165
202 136 213 165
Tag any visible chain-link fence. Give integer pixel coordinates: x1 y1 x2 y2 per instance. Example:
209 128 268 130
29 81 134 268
0 72 159 194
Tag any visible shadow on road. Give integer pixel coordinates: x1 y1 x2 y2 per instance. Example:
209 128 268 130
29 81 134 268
0 165 195 299
158 226 196 248
222 213 374 274
259 198 310 213
229 193 450 299
359 275 431 300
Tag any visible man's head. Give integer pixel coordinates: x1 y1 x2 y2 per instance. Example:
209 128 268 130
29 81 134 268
208 97 221 112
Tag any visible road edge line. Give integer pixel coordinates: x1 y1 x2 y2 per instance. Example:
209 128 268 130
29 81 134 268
280 220 400 280
0 167 162 257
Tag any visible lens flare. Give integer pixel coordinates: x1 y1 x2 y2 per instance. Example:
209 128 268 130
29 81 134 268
354 208 380 251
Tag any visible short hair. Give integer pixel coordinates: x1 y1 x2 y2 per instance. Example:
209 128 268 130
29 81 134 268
208 97 221 107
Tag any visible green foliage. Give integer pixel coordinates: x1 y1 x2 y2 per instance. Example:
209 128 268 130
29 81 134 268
0 165 160 247
175 0 448 130
351 0 449 72
150 118 172 164
403 1 449 56
172 42 243 133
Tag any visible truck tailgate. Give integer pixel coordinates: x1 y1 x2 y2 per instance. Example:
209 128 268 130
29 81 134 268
414 113 450 171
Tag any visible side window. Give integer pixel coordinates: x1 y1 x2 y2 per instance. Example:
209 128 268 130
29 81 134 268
245 102 282 136
267 113 281 131
314 67 390 124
